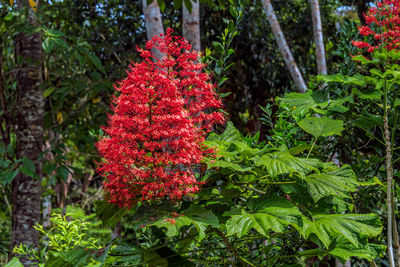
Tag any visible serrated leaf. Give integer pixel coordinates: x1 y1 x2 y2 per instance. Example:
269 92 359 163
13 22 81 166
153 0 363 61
254 151 318 177
279 90 317 115
298 117 344 139
304 165 358 202
226 196 303 237
329 239 385 262
207 121 241 142
304 213 382 248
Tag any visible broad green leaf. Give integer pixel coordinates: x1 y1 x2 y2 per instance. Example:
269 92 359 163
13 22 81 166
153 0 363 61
330 240 385 262
94 200 127 229
304 213 382 248
354 114 383 130
279 90 317 115
298 117 344 139
207 121 241 142
226 196 303 237
304 165 358 202
183 204 219 227
150 214 207 240
254 151 318 177
42 37 55 53
318 73 366 86
3 257 23 267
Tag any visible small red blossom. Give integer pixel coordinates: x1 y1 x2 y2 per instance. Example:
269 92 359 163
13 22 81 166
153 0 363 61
352 40 370 49
96 28 225 207
353 0 400 52
164 218 176 224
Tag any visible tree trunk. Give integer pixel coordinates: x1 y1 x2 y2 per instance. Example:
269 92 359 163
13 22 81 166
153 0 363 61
142 0 165 60
310 0 327 75
183 0 201 52
10 1 44 265
261 0 307 93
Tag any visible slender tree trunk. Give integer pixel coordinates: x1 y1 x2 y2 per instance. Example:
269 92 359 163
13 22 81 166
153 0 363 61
384 81 396 267
142 0 165 60
183 0 201 52
310 0 327 75
10 1 44 265
261 0 307 93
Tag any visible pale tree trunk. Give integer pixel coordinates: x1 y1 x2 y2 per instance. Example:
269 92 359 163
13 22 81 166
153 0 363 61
261 0 307 93
10 0 44 265
183 0 201 52
142 0 165 60
310 0 327 75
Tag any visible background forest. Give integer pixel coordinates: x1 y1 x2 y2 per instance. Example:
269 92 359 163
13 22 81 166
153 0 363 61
1 0 400 266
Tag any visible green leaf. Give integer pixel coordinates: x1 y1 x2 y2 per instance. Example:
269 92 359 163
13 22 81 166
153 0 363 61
298 117 344 139
1 169 19 185
94 200 127 229
150 214 207 240
87 53 105 74
304 165 358 202
279 90 317 115
3 257 23 267
304 213 382 248
329 240 385 262
226 196 303 237
19 158 38 179
42 37 55 53
207 121 241 142
254 151 318 177
44 87 55 97
183 204 219 227
318 73 366 86
44 29 65 37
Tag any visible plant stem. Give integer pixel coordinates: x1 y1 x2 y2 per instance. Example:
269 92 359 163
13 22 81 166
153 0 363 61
383 77 396 267
307 138 317 158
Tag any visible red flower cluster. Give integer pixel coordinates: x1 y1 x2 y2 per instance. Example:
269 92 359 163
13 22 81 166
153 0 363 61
96 29 225 207
353 0 400 52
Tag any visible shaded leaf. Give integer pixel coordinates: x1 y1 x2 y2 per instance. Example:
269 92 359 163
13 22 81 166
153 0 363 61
298 117 344 139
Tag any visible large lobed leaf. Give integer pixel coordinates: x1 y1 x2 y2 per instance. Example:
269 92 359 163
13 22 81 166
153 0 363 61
226 196 303 238
304 165 358 202
304 213 382 248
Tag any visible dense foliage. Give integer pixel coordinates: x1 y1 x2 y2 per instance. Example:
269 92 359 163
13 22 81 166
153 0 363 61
2 0 400 266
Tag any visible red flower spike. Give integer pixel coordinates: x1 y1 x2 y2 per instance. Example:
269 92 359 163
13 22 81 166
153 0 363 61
96 29 225 207
354 0 400 52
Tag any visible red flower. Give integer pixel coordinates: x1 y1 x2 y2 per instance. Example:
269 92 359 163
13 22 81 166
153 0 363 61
96 29 225 207
354 0 400 52
164 218 177 224
352 40 370 49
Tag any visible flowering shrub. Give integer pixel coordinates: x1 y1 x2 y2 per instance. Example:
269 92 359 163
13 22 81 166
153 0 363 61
352 0 400 52
96 29 224 207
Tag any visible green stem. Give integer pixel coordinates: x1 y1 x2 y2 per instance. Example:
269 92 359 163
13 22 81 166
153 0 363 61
306 138 317 159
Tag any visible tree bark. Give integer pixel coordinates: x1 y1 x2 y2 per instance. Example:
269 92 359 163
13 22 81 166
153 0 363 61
261 0 307 93
10 1 44 265
142 0 165 60
310 0 327 75
183 0 201 52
